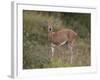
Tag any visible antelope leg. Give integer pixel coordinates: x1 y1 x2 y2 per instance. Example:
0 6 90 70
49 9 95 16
68 43 73 64
51 47 54 56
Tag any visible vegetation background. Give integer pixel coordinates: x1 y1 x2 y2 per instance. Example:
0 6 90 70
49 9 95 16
23 10 91 69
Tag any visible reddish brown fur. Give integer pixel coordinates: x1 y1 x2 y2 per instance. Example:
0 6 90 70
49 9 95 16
48 28 77 46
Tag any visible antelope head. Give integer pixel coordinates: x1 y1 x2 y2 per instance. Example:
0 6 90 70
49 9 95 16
47 22 54 32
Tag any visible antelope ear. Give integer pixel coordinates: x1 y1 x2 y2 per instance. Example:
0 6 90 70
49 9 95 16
51 23 54 30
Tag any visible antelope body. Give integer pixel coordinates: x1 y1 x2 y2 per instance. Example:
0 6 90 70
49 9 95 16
48 28 77 46
48 22 77 64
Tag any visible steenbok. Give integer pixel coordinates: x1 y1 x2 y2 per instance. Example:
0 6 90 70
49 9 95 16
48 22 77 64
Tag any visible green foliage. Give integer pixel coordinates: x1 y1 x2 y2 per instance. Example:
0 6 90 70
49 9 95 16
62 13 90 38
23 10 91 69
47 58 73 67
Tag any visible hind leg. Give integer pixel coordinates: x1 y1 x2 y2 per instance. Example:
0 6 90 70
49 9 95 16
68 42 73 64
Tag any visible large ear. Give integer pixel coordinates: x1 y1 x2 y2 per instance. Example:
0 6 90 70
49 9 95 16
47 20 51 26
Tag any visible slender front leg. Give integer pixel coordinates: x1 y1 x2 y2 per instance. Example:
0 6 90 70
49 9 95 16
51 47 54 57
51 43 55 57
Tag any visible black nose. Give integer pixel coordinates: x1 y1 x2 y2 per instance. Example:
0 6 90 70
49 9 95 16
49 28 51 31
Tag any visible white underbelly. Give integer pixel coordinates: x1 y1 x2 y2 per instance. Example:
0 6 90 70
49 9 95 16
51 41 67 47
59 41 67 46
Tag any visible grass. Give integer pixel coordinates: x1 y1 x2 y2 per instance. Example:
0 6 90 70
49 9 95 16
47 38 90 67
48 58 74 67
